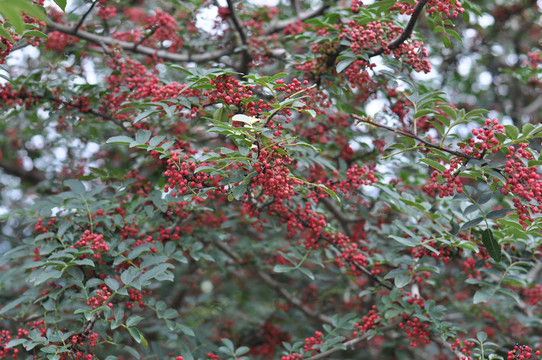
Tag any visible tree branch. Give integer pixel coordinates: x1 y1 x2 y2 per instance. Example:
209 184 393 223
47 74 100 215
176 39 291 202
226 0 251 74
305 323 396 360
0 158 45 184
265 3 330 35
372 0 429 56
352 114 475 160
213 240 334 326
47 22 232 63
74 0 98 33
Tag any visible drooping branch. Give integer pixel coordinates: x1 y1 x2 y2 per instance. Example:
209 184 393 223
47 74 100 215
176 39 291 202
372 0 429 56
352 114 475 160
283 205 393 290
305 324 397 360
46 22 232 63
265 3 330 35
213 240 334 326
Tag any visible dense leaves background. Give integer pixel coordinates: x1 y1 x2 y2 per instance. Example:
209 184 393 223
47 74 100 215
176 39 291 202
0 0 541 359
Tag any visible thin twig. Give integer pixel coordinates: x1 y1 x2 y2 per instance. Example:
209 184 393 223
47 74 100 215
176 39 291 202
372 0 429 56
73 0 98 33
213 240 334 325
352 114 475 160
265 3 330 35
47 22 232 63
305 324 397 360
134 26 158 51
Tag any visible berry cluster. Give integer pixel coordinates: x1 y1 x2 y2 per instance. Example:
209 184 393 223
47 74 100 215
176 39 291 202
398 314 431 348
507 344 541 360
354 306 381 334
303 331 324 355
502 143 542 227
87 285 113 309
392 0 465 18
460 118 504 157
74 230 110 259
450 338 476 359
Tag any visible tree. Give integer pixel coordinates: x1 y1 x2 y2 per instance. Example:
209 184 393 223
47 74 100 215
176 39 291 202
0 0 541 359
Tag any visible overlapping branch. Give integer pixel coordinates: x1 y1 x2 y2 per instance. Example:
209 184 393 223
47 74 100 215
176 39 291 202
46 22 233 63
213 240 334 325
352 114 475 160
371 0 429 56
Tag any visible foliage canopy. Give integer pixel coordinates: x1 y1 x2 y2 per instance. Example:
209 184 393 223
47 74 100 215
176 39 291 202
0 0 541 359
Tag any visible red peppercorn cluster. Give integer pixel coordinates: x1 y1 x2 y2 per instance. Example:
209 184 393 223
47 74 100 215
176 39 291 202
501 143 542 227
354 305 381 334
522 284 542 306
86 285 113 309
45 31 79 52
164 152 223 198
339 20 431 73
461 118 504 157
410 237 452 263
392 0 465 18
423 156 464 197
281 354 302 360
250 322 291 359
251 147 302 202
398 314 431 348
97 5 117 20
70 330 99 348
450 338 476 358
303 331 324 355
507 344 541 360
34 217 56 233
75 230 110 259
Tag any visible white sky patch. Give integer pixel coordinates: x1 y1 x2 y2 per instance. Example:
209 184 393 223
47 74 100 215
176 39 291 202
478 71 492 89
196 5 220 33
457 56 472 77
83 142 100 158
477 14 495 28
82 58 97 84
365 99 385 117
53 147 67 162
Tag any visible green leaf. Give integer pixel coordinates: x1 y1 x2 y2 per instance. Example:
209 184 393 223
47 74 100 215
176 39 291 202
232 185 247 200
127 327 148 349
140 263 174 282
299 267 315 280
23 29 48 39
522 123 535 136
394 273 411 288
485 208 513 220
232 114 260 126
419 158 446 173
64 179 85 194
105 278 119 291
273 265 294 273
314 183 341 204
107 135 133 145
53 0 67 11
135 130 152 144
504 125 519 140
481 228 501 262
473 289 491 304
460 217 483 231
336 57 355 73
477 331 487 342
126 315 144 327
